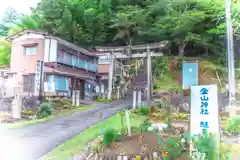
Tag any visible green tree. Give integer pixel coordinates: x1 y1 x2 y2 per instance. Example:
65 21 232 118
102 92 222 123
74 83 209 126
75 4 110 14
0 10 41 65
110 5 148 49
0 37 11 65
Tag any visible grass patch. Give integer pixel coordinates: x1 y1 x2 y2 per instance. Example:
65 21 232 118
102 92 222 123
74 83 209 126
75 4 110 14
40 112 147 160
223 144 240 157
96 98 112 103
154 73 180 92
52 105 95 116
0 106 95 129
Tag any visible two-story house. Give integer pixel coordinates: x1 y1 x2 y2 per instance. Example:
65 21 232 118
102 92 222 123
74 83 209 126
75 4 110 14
7 29 99 100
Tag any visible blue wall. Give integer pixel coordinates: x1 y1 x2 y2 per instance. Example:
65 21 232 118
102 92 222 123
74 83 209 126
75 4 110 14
46 75 69 92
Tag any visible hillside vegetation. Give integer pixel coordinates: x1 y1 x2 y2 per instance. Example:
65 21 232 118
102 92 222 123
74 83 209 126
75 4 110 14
1 0 240 90
153 56 230 92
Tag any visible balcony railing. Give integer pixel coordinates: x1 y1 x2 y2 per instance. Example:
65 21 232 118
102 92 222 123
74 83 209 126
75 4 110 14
57 54 97 72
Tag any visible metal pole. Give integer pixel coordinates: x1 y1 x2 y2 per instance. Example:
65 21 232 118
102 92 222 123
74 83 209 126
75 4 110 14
226 0 236 116
147 46 151 102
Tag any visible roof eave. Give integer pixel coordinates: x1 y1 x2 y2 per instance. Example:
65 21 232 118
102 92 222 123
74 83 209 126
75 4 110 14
5 29 48 42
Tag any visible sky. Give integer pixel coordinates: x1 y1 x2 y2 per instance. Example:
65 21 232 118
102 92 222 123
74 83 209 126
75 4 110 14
0 0 40 18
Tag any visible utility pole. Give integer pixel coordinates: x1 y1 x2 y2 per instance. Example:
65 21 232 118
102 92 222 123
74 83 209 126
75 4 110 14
226 0 237 117
108 51 114 100
147 46 151 102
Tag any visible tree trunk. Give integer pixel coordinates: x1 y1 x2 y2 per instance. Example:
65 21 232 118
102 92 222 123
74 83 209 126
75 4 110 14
206 47 209 56
128 36 133 56
178 41 187 57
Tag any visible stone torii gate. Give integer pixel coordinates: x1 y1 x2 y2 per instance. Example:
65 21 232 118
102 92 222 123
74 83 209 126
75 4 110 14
95 41 168 107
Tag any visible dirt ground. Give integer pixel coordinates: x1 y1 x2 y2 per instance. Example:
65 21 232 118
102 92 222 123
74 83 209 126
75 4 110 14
102 132 164 156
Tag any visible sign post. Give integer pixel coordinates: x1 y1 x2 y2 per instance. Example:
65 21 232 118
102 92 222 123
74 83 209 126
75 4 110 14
125 110 131 136
182 61 198 96
34 60 44 100
190 85 220 155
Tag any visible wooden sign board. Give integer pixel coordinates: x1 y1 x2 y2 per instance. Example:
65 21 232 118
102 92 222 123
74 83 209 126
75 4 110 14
182 61 199 90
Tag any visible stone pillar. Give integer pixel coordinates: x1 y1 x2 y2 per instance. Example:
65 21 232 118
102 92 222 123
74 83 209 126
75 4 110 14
135 60 138 76
238 135 240 144
101 83 104 98
117 86 120 99
12 94 21 119
76 90 80 106
125 87 128 96
72 90 76 106
133 90 137 109
137 90 142 107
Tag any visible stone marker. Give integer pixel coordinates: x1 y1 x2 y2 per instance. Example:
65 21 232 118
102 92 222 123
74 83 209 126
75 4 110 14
117 156 122 160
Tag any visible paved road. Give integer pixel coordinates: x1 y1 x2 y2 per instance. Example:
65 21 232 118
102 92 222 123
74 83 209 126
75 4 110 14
0 100 132 160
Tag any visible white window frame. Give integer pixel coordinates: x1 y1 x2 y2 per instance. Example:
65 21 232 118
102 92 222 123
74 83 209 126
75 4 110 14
24 45 37 55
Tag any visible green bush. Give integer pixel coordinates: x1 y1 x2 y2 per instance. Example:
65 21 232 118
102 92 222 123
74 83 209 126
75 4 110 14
169 86 182 94
140 106 149 115
166 117 172 129
103 128 117 147
172 113 188 120
226 117 240 134
21 109 33 115
158 135 184 160
192 131 219 160
37 102 52 119
139 118 151 132
92 139 105 153
153 84 158 90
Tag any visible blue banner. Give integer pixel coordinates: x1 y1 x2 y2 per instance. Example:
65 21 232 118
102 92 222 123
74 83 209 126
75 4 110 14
182 62 198 89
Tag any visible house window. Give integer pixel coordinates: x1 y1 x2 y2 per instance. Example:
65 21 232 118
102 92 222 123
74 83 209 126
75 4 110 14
24 46 37 55
99 55 110 64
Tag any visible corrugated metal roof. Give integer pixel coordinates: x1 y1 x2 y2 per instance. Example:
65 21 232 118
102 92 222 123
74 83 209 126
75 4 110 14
44 65 97 80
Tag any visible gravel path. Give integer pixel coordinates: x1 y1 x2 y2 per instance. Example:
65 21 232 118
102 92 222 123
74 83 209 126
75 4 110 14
0 100 132 160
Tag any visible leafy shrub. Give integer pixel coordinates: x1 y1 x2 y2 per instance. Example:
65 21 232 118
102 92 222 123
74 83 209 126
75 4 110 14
158 136 184 159
115 132 122 141
21 109 33 115
191 149 206 160
192 131 219 160
219 144 231 160
151 112 165 120
131 126 139 133
129 67 136 74
92 138 105 153
166 117 172 129
140 106 149 115
138 118 151 132
226 117 240 134
169 86 182 94
172 113 188 120
103 128 117 147
37 102 52 119
153 84 158 90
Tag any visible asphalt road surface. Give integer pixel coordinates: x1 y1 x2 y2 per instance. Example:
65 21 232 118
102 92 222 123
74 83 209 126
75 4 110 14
0 100 132 160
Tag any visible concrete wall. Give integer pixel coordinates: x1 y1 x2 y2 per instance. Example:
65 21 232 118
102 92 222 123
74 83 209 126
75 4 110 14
10 33 45 85
98 64 109 73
